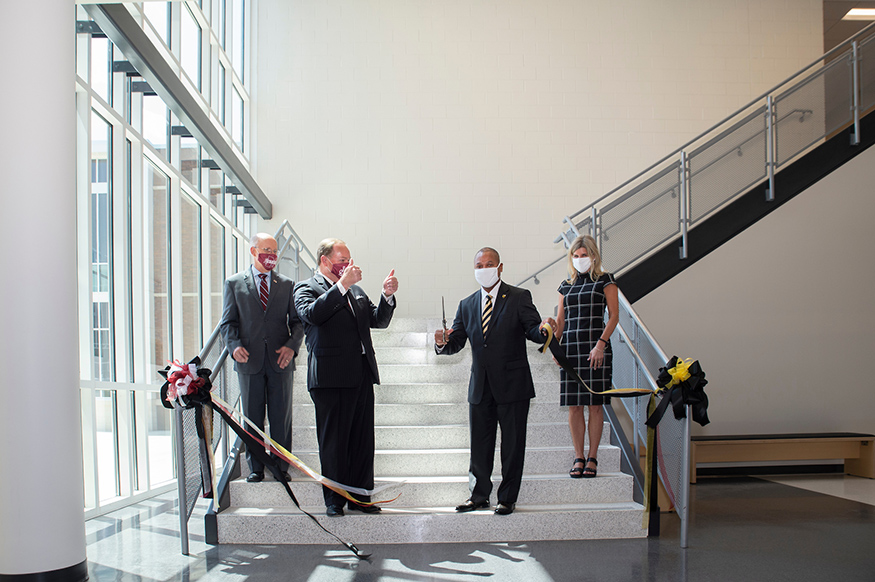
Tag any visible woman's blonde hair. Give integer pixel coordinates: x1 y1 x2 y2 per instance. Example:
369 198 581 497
566 234 604 283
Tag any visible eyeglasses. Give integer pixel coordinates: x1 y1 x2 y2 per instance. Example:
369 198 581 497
255 247 278 254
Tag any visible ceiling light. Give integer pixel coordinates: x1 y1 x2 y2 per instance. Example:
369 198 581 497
843 8 875 20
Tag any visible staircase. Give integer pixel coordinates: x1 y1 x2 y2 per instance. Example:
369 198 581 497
215 318 646 544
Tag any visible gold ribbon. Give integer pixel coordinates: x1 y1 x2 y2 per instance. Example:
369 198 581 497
212 394 402 507
664 358 693 389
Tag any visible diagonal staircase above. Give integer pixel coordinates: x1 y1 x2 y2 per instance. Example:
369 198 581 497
215 318 647 544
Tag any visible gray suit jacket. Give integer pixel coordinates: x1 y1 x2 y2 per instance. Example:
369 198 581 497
219 268 304 375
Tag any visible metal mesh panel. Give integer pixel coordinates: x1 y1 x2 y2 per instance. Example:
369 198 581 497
861 36 875 113
688 107 767 222
612 302 687 512
775 54 852 168
181 408 202 519
598 162 681 271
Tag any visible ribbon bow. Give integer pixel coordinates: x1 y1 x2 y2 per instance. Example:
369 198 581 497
646 356 710 429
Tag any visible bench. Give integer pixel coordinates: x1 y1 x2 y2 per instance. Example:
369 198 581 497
689 432 875 484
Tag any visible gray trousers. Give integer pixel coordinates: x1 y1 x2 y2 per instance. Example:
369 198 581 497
238 364 294 473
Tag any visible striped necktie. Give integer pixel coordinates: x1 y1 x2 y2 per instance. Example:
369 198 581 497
259 274 269 311
482 294 492 337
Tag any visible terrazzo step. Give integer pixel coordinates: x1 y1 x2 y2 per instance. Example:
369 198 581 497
258 445 622 478
372 346 562 366
291 401 578 425
216 502 648 544
229 472 635 508
291 381 565 405
371 331 431 348
290 363 559 385
290 421 610 450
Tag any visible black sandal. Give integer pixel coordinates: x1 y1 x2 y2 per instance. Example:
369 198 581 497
582 457 598 478
569 458 586 479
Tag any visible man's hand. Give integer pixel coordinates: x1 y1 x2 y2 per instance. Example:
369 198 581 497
338 258 362 288
539 317 557 335
382 269 398 297
276 346 295 369
434 328 452 347
233 346 249 363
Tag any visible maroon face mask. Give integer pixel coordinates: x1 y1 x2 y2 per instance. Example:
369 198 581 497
327 259 348 278
258 253 278 271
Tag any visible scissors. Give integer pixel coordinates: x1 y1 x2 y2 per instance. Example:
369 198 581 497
442 296 448 343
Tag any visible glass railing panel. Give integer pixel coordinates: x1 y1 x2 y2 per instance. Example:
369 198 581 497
775 54 852 168
688 106 768 223
599 161 681 272
861 35 875 113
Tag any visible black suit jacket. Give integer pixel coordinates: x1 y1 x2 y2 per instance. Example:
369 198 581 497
439 281 546 405
294 273 395 390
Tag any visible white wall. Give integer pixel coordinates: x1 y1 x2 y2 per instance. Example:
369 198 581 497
635 144 875 436
253 0 822 319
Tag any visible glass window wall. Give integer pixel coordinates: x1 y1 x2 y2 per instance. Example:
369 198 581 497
77 0 254 517
181 4 202 90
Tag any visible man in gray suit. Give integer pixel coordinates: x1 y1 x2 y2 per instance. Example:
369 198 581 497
220 233 304 482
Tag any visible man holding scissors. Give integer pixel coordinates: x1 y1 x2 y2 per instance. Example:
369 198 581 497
434 247 555 515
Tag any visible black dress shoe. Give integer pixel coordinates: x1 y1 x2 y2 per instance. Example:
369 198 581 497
280 472 292 482
326 505 345 517
494 502 515 515
455 499 490 512
348 502 382 514
246 472 264 483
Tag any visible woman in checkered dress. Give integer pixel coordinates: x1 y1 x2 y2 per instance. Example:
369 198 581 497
556 234 619 478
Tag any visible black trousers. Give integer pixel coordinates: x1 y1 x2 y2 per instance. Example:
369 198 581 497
239 363 294 473
468 379 530 505
309 359 376 508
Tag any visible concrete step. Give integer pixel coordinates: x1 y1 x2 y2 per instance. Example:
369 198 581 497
291 401 578 425
229 472 635 508
291 381 565 405
291 362 559 385
216 502 647 544
246 445 622 478
289 421 610 451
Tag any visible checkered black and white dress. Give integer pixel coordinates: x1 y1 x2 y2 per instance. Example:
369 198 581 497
558 272 617 406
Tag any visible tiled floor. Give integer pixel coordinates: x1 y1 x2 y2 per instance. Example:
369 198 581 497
85 474 875 581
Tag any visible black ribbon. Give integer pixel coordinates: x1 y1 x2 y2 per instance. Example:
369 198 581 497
645 356 710 429
159 357 372 560
539 332 654 399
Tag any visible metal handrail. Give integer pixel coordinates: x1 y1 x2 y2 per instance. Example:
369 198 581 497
176 221 317 552
562 21 875 227
610 290 693 546
617 292 669 363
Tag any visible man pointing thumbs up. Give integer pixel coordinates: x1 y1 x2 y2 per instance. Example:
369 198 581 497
294 238 397 517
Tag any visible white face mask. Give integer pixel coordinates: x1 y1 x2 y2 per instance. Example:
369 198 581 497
474 266 500 289
573 257 592 273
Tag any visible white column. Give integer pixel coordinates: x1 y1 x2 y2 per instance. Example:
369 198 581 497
0 1 88 578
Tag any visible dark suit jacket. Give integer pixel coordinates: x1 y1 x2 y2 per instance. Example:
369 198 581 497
439 281 546 405
219 268 304 374
294 274 395 390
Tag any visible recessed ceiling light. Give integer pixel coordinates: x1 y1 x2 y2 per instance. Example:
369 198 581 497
843 8 875 20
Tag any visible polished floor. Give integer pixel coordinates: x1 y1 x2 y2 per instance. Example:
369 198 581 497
85 474 875 581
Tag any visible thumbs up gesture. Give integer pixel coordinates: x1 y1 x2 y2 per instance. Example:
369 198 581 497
382 269 398 297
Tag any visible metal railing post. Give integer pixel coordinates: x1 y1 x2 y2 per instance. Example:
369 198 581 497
679 150 689 259
680 408 692 549
766 95 776 201
174 407 190 555
853 40 861 146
